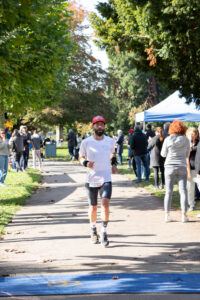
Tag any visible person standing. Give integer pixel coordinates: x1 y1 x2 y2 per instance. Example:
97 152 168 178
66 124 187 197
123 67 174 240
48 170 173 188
31 130 42 169
75 133 82 160
67 129 77 161
79 116 117 247
130 125 149 183
186 127 199 211
148 127 165 189
146 124 155 141
0 129 10 186
127 129 134 169
163 122 171 139
20 126 31 170
9 129 24 172
116 129 124 165
161 119 190 222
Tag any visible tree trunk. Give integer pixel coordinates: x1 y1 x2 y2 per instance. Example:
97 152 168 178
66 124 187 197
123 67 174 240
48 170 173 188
146 75 159 108
56 125 63 142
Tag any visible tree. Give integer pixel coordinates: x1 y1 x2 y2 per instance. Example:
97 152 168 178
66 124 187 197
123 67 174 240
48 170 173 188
106 52 169 131
21 1 114 130
90 0 200 105
0 0 74 115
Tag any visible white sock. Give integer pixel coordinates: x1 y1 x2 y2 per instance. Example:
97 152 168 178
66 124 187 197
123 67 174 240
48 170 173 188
90 221 96 229
101 226 107 233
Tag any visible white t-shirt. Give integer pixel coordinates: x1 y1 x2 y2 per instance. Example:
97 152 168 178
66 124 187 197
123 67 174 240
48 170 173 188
79 135 115 185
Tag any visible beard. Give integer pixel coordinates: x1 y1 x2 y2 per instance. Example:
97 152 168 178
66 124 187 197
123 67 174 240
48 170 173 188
94 129 105 136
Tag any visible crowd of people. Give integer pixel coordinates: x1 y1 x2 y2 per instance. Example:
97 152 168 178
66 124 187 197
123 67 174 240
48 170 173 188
1 118 200 248
0 126 44 186
125 120 200 222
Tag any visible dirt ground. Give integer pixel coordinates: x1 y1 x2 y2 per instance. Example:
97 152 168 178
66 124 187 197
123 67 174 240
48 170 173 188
0 160 200 277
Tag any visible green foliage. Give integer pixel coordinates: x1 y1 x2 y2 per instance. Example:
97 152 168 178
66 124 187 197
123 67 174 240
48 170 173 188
91 0 200 105
0 0 74 114
21 2 115 128
106 52 169 132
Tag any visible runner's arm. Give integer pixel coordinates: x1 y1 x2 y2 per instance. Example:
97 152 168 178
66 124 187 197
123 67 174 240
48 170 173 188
79 155 94 169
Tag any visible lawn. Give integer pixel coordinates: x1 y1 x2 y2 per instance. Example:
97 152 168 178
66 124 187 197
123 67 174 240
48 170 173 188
118 145 200 217
0 169 41 235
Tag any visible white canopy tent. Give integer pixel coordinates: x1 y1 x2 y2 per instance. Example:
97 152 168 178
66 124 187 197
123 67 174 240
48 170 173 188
135 91 200 123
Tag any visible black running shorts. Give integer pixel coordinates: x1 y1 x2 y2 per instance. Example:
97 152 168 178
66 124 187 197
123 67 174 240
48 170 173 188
85 182 112 206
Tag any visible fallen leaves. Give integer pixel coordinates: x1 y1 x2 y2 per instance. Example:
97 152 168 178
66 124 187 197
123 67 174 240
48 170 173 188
42 259 53 263
4 249 26 254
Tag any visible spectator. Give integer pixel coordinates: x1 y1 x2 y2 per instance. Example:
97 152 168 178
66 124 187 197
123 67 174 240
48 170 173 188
0 129 10 186
161 119 190 222
31 130 42 169
148 127 165 189
75 133 82 160
67 129 77 160
44 136 51 145
146 124 155 141
127 129 134 169
186 127 199 211
163 122 171 139
130 125 149 183
38 132 44 161
116 129 124 165
9 129 24 172
20 125 31 170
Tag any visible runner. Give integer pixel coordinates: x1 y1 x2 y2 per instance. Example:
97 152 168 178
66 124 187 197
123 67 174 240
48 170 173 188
79 116 117 247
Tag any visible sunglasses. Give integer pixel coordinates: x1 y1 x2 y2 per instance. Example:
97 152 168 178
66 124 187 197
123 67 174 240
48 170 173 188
1 132 6 135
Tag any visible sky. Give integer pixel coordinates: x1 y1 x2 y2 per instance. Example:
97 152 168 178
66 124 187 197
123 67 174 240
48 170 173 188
77 0 109 69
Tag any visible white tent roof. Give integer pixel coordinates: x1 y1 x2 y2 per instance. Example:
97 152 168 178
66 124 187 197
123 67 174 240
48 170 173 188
135 91 200 122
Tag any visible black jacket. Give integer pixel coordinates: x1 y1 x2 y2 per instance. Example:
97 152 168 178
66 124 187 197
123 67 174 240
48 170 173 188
146 129 155 140
130 130 148 156
148 135 165 167
189 139 198 170
67 131 77 147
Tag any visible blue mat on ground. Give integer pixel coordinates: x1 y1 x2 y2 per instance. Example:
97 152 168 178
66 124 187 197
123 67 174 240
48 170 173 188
0 273 200 296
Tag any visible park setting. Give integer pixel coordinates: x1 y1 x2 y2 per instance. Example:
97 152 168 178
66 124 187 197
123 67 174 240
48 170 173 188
1 0 200 298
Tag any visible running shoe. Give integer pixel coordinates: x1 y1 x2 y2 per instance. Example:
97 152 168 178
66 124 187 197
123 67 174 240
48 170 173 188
100 232 109 247
182 215 189 223
91 228 99 244
165 214 172 223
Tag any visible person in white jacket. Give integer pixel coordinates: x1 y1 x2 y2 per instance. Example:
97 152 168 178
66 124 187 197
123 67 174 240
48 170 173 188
161 119 190 223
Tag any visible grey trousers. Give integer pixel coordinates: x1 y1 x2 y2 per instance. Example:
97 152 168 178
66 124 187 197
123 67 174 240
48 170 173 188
164 165 188 213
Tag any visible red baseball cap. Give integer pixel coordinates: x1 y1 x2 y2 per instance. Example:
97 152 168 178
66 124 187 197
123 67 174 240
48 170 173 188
129 129 134 134
92 115 106 124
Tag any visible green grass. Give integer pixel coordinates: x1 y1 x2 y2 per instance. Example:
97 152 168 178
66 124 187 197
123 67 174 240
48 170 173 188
0 169 41 235
118 145 200 217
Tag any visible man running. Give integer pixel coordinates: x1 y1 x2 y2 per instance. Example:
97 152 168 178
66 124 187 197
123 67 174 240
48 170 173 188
79 116 117 247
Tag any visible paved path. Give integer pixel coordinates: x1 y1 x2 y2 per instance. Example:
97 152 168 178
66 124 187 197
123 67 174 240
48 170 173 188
0 160 200 277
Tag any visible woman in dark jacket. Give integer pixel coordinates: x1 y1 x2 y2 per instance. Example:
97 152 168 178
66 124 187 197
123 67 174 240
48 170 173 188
148 127 165 189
